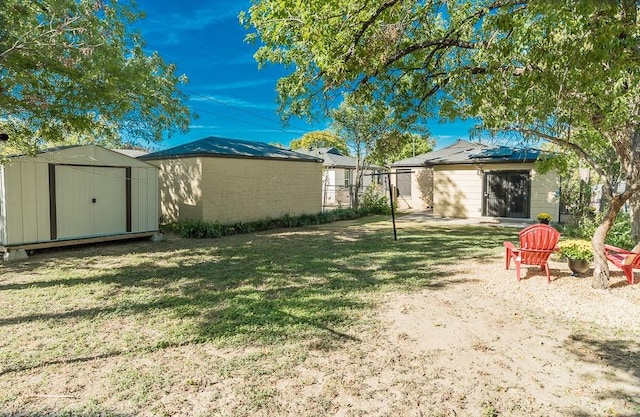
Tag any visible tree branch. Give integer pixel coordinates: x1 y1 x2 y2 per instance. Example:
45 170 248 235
343 0 403 63
509 126 611 184
374 0 526 79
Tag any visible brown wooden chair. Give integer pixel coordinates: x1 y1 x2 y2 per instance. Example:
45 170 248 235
504 224 560 283
604 244 640 285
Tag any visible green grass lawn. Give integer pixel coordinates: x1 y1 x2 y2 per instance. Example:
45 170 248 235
0 215 518 415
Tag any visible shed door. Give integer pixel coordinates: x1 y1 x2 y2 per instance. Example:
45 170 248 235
55 166 127 239
483 171 530 218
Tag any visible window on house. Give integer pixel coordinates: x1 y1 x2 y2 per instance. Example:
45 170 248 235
344 169 352 187
397 169 412 197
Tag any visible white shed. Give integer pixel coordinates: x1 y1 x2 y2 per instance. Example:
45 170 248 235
0 145 160 260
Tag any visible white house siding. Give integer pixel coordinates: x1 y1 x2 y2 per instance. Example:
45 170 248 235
393 167 434 211
361 169 376 187
433 163 559 220
323 170 337 205
0 145 159 246
330 168 350 207
433 165 482 218
335 168 348 188
529 168 560 220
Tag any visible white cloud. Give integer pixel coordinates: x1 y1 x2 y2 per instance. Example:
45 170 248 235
433 134 458 140
203 79 276 91
189 94 276 111
173 7 242 31
189 124 224 129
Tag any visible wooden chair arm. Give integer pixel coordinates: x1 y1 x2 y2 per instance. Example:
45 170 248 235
604 244 634 255
503 241 516 250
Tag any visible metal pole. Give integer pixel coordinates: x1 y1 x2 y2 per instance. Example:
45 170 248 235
387 172 397 241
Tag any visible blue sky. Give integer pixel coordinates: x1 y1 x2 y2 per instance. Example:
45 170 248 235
133 0 477 151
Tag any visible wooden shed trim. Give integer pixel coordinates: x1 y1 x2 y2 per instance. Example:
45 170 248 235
1 231 158 252
48 163 57 240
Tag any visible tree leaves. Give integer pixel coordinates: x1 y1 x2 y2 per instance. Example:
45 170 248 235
0 0 191 152
290 130 349 155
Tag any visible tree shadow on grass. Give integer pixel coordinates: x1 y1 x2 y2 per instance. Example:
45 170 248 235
563 332 640 417
0 222 517 374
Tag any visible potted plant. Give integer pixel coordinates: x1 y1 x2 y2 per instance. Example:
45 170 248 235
557 239 593 275
536 212 552 224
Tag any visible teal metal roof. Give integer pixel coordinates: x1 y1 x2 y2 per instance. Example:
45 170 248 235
391 139 543 167
469 146 542 161
140 136 322 162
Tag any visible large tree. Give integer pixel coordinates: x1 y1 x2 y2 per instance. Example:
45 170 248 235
243 0 640 289
290 130 349 155
330 94 394 208
0 0 190 155
368 131 434 166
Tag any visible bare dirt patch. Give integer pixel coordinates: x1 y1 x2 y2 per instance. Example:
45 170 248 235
380 258 640 417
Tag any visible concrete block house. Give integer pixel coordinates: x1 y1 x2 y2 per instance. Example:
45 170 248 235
391 140 559 221
140 137 323 224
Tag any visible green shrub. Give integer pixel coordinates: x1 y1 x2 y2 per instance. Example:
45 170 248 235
361 185 391 215
162 207 385 239
558 211 635 249
536 212 552 223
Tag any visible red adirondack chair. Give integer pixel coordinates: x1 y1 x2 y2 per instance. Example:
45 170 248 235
503 224 560 283
604 244 640 285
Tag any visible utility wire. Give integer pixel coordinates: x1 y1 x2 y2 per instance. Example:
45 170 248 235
189 105 308 136
182 88 317 133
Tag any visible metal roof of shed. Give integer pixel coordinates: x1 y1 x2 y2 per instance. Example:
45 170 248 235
139 136 322 162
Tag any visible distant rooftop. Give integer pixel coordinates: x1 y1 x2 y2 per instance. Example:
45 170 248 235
294 147 383 169
139 136 322 162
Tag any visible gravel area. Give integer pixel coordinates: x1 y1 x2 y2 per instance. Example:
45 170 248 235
483 255 640 332
379 251 640 416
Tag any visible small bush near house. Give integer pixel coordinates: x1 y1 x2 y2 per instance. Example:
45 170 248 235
163 206 389 239
361 185 392 215
558 211 635 249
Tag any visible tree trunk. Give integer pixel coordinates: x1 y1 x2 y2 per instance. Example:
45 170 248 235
591 196 626 289
630 126 640 241
591 221 612 289
631 194 640 241
353 155 361 209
